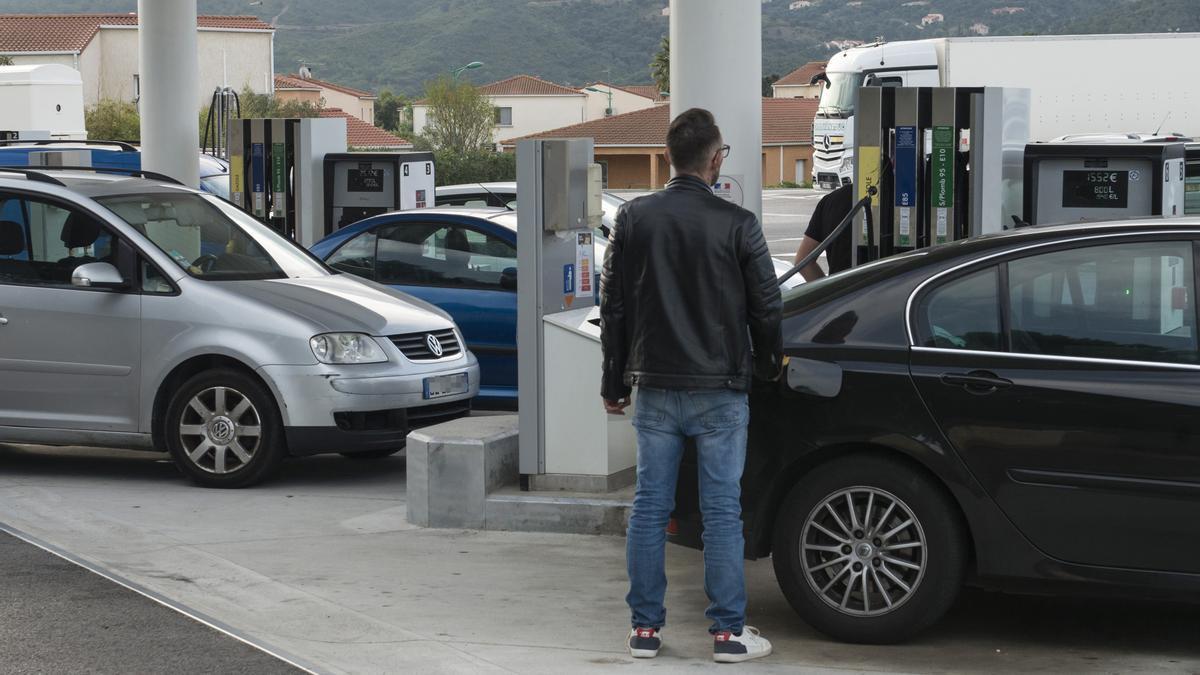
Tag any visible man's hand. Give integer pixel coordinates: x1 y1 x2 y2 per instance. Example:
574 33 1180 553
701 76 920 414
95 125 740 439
603 397 631 415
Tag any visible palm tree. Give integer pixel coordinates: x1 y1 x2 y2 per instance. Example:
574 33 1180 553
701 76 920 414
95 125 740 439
649 36 669 94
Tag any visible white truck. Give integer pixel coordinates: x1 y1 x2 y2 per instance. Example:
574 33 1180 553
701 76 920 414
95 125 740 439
811 33 1200 189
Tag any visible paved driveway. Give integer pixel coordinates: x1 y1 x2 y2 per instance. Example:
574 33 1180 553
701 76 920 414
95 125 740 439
1 443 1198 674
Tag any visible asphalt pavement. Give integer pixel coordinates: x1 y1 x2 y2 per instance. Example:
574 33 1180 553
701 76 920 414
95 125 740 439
0 529 301 674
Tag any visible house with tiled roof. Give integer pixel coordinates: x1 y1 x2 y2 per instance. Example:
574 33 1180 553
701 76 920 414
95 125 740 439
318 108 411 150
772 61 827 99
579 81 666 121
414 74 588 146
0 13 275 106
503 98 819 189
276 72 376 123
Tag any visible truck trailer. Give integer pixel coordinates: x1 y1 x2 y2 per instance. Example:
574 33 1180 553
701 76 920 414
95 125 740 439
811 33 1200 189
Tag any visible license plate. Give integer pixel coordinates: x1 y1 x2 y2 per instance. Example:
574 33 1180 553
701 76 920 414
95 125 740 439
423 373 469 399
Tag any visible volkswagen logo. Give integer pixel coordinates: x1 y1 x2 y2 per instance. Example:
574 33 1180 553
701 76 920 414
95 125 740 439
426 334 444 357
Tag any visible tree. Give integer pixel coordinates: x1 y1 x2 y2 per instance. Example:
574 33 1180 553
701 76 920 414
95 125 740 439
649 36 669 95
420 76 494 156
375 89 407 133
762 74 780 98
85 99 140 141
0 56 13 66
237 85 324 119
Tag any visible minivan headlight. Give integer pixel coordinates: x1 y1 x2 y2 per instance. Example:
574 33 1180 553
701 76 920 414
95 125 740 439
310 333 387 364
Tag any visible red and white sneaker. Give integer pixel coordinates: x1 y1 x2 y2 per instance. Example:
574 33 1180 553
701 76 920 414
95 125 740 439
713 626 772 663
627 626 662 658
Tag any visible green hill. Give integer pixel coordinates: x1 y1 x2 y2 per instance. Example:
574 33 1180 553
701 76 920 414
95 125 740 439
1 0 1196 96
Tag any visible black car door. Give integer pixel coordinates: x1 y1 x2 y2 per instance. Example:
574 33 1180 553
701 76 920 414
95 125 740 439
909 236 1200 573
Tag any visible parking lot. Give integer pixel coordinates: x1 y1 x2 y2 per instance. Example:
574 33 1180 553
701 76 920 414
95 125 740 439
2 441 1199 674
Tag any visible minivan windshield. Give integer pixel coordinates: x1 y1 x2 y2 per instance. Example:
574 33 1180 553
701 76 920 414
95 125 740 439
97 192 328 280
817 72 863 117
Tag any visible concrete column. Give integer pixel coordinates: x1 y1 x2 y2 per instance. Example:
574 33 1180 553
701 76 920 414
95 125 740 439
648 152 659 189
669 0 762 220
138 0 200 188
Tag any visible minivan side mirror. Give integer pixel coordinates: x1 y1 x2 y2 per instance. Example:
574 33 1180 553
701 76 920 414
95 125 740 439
71 262 126 289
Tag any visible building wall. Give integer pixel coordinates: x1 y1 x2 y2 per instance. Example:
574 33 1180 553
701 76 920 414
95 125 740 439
489 94 585 143
85 26 271 109
594 148 669 190
413 104 429 136
772 83 821 99
762 144 813 185
275 89 323 107
582 87 656 120
319 87 373 123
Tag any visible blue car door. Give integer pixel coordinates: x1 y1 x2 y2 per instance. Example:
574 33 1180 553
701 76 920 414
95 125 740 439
373 218 518 406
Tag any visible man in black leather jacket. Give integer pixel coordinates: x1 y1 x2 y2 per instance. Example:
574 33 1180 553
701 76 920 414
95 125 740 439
601 108 782 663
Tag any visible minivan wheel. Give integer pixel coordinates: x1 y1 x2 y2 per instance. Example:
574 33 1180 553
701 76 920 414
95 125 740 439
772 455 966 644
165 369 285 488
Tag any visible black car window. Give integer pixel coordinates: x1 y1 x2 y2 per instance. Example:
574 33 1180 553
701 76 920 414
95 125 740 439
918 267 1001 351
0 194 119 288
375 222 516 291
327 230 378 280
1007 241 1198 364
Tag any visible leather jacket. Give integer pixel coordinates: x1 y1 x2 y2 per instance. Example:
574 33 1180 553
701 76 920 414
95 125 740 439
600 175 783 400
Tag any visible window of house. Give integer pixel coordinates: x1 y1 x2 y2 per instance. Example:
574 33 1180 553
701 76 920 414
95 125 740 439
494 107 513 126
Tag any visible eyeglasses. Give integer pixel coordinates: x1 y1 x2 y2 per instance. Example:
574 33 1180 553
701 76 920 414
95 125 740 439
717 144 731 158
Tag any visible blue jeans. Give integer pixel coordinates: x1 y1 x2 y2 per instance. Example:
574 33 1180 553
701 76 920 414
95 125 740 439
626 387 749 634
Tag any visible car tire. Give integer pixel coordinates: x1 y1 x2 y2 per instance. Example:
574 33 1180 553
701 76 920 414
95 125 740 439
165 369 285 488
339 447 403 460
771 454 966 644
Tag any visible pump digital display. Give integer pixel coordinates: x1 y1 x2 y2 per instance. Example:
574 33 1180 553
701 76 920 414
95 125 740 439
347 166 385 193
1062 170 1129 209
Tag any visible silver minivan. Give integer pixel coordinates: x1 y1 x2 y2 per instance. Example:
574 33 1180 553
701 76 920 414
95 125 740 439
0 168 479 487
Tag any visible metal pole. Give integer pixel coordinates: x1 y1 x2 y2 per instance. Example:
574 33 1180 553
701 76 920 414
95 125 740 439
138 0 200 187
669 0 763 221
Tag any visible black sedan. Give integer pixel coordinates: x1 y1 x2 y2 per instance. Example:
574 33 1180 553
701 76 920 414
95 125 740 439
670 218 1200 644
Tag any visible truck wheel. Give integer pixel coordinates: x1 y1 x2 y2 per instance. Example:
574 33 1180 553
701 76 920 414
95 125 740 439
165 369 285 488
772 454 966 644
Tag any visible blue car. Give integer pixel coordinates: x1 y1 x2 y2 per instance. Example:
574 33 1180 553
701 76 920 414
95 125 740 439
312 208 521 409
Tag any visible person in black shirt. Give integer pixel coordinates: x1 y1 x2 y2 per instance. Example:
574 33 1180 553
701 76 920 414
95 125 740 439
792 182 853 280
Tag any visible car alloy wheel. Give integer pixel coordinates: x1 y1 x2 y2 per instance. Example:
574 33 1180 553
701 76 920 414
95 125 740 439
178 386 262 474
801 486 926 617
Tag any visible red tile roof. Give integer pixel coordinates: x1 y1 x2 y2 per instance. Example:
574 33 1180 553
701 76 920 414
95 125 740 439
0 14 273 53
274 74 321 91
583 82 667 101
774 61 827 87
281 73 374 99
319 108 411 149
503 98 818 147
479 74 584 97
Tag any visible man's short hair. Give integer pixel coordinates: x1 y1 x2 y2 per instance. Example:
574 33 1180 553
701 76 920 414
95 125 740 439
666 108 722 174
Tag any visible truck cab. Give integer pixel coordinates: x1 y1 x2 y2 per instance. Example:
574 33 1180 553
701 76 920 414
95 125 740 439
812 40 939 189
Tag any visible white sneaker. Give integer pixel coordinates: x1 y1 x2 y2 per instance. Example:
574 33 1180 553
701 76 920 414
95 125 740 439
712 626 772 663
628 626 662 658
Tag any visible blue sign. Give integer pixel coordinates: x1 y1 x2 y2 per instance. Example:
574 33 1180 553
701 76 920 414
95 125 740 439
250 142 265 193
563 264 575 294
894 126 917 208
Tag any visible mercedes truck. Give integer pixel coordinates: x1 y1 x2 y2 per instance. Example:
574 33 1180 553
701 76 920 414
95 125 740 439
811 33 1200 189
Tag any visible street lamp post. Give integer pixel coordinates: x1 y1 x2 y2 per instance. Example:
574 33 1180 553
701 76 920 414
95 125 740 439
585 86 614 116
452 61 484 79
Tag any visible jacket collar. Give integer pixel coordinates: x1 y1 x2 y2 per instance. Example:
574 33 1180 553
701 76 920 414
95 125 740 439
665 174 714 194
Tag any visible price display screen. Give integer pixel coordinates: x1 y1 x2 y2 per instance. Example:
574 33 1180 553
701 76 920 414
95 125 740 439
347 166 385 193
1062 170 1128 209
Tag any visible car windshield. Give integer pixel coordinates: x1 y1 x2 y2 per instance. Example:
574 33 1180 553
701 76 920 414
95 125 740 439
96 192 328 280
818 72 862 116
199 173 230 200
